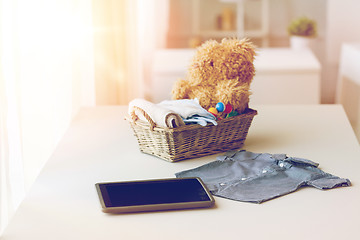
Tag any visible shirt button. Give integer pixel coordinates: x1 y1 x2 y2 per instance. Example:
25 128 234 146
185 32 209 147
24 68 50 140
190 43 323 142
279 162 284 168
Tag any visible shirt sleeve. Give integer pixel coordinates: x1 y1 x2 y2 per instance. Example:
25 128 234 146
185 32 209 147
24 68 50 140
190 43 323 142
307 176 351 189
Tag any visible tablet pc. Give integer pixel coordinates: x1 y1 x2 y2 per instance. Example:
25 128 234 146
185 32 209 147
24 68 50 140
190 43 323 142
95 177 215 213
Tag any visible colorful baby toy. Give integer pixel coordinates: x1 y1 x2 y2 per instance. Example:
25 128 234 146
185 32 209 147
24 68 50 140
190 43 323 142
208 102 239 120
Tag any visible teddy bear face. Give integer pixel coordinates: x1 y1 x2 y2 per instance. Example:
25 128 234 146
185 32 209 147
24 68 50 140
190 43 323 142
188 38 256 86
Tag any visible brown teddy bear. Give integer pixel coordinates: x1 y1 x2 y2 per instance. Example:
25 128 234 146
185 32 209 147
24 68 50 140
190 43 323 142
172 38 256 116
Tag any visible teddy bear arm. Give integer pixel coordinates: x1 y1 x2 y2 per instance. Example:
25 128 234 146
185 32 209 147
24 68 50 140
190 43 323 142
171 78 192 100
215 82 250 114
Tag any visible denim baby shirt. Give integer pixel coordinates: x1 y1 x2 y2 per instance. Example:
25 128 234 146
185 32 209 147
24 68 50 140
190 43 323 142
175 150 351 203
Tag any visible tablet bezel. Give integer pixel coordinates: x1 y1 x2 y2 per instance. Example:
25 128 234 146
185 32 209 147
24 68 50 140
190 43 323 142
95 177 215 213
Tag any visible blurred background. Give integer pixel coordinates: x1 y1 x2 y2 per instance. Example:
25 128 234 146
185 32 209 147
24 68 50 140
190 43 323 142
1 0 360 234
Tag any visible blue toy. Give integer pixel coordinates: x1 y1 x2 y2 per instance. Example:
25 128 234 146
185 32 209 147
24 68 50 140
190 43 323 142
216 102 225 112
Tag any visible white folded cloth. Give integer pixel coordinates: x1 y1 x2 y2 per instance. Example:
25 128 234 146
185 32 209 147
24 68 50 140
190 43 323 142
128 99 185 128
159 99 217 126
129 98 217 128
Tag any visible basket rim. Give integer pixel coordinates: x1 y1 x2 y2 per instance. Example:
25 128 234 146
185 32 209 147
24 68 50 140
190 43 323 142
128 108 257 132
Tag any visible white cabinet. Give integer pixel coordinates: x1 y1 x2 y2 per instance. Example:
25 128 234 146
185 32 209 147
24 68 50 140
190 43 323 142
337 43 360 142
151 48 321 105
251 48 321 104
151 49 195 103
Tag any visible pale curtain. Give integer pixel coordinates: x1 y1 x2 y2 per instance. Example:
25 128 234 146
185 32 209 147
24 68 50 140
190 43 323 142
93 0 137 104
92 0 168 104
0 0 95 234
0 46 26 236
1 0 169 234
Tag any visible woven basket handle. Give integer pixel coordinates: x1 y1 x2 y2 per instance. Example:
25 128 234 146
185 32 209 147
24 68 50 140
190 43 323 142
130 106 156 131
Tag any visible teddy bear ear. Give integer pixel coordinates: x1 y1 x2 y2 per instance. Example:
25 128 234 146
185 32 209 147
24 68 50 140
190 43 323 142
223 38 256 62
196 39 219 53
237 38 257 62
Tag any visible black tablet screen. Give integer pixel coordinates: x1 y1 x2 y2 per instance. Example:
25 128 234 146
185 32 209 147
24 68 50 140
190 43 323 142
98 178 211 207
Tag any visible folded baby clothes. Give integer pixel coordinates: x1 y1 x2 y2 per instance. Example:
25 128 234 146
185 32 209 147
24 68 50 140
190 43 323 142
182 116 216 127
175 150 351 203
128 99 185 128
159 99 217 126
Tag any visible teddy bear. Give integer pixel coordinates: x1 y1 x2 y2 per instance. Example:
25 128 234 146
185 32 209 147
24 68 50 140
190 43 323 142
172 38 256 116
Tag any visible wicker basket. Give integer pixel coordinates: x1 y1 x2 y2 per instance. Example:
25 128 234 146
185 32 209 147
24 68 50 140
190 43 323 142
128 107 257 162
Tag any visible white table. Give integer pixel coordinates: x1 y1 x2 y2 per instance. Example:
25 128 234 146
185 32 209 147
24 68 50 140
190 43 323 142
151 48 321 104
2 105 360 240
